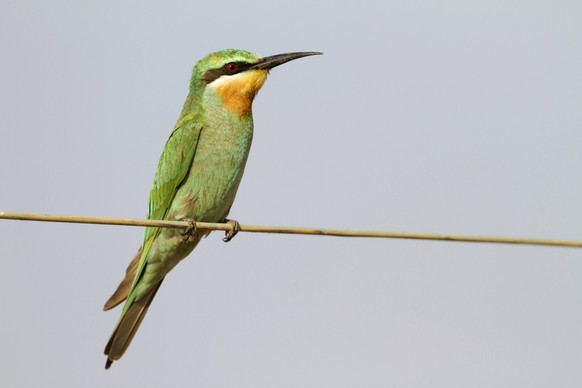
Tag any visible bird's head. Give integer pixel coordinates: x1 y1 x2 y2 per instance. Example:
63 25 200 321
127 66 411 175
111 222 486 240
191 49 322 116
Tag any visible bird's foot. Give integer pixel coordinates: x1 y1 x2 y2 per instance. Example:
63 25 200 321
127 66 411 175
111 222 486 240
180 218 198 242
222 219 241 243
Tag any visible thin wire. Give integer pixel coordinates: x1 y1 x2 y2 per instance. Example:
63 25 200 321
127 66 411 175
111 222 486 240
1 211 581 248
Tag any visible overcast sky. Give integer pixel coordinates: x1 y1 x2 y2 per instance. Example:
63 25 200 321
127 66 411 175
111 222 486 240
1 1 581 387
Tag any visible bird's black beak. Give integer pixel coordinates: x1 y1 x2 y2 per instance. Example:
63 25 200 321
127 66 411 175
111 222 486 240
251 51 323 71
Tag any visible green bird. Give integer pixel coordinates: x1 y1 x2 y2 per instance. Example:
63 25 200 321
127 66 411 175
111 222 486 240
103 49 321 368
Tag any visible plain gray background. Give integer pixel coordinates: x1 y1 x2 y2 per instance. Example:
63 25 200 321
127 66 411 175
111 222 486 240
1 1 581 387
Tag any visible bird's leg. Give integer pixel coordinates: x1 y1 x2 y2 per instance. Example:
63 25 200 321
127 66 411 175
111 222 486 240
180 218 198 242
222 219 241 243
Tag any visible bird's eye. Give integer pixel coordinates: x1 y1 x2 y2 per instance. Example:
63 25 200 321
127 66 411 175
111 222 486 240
225 62 238 74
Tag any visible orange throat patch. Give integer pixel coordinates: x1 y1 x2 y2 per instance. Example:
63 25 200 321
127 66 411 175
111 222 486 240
212 70 268 116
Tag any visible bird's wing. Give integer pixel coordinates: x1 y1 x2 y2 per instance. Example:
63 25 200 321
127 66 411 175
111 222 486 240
124 114 202 312
146 115 204 238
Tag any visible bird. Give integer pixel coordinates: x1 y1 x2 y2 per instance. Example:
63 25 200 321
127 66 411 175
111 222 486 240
103 49 321 369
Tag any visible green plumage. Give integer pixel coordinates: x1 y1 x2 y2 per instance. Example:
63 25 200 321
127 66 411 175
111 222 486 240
103 49 321 368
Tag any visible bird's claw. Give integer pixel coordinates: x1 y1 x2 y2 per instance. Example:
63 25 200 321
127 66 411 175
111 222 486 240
222 219 240 243
180 218 197 241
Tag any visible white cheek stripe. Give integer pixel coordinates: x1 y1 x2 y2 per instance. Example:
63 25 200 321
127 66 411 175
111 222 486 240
209 72 249 88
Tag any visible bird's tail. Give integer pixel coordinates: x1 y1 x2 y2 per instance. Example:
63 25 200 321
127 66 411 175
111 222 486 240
104 280 163 369
103 247 143 311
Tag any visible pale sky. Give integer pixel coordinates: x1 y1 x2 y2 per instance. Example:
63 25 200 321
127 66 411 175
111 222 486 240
1 1 581 387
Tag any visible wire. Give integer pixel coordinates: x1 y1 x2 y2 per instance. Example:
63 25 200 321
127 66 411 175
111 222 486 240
1 211 581 248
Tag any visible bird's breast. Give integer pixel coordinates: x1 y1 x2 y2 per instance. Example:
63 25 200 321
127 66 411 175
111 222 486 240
172 109 254 222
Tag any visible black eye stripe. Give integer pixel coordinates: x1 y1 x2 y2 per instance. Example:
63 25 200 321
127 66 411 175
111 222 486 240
202 61 253 84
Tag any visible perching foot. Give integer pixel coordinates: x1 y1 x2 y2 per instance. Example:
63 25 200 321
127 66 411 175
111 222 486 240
180 218 198 241
222 219 241 243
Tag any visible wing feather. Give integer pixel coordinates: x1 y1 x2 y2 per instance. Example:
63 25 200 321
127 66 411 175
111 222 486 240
104 115 203 365
130 115 203 294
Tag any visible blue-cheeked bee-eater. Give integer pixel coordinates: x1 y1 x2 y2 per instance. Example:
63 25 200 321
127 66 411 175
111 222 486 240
103 49 321 368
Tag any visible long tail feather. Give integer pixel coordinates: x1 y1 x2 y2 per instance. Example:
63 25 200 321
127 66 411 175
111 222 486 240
104 280 164 369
